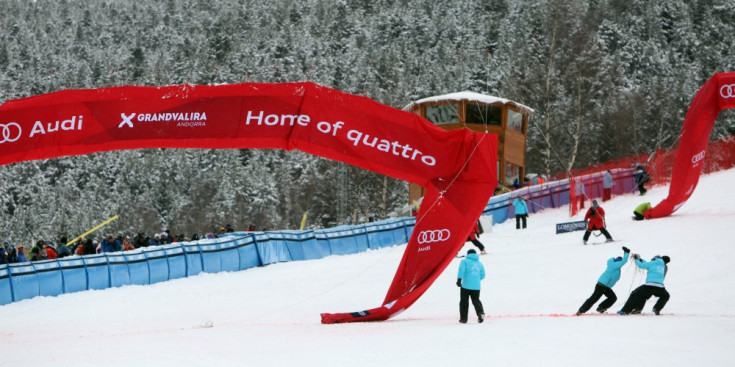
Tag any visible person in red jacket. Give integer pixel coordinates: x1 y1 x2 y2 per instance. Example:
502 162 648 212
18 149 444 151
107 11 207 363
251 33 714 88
583 200 613 244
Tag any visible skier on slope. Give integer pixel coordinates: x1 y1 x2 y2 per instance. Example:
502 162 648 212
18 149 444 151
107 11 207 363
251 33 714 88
635 165 650 195
576 246 630 315
618 254 670 315
456 249 486 324
583 200 613 244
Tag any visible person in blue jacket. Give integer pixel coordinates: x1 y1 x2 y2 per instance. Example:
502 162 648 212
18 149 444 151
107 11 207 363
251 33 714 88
618 254 670 315
457 249 486 323
577 247 630 315
513 194 529 229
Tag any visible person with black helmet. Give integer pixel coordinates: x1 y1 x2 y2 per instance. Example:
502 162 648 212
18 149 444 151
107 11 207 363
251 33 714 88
456 249 486 324
635 164 650 195
583 199 613 244
618 254 671 315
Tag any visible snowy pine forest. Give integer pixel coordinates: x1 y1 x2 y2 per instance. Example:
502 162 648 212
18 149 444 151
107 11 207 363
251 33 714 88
0 0 733 243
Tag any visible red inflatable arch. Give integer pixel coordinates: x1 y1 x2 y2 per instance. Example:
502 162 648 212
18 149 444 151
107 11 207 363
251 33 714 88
646 72 735 219
0 82 498 323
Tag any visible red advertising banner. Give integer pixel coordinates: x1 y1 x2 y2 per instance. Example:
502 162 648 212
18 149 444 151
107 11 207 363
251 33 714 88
0 82 497 323
646 72 735 218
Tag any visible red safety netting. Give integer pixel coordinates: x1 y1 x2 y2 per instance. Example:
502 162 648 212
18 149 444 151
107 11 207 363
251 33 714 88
553 134 735 190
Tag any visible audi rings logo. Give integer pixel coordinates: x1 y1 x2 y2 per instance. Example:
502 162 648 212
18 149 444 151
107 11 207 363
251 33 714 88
0 123 22 144
691 150 706 165
721 84 735 99
417 229 451 244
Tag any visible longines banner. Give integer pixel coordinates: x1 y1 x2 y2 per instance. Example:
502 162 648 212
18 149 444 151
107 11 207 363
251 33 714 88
646 72 735 219
0 82 498 324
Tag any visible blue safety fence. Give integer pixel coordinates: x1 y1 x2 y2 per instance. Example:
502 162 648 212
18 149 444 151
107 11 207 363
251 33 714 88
0 170 640 307
0 217 415 306
483 168 637 224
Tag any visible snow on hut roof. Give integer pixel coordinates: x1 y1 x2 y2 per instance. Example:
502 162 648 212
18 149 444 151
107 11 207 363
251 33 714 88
403 91 534 113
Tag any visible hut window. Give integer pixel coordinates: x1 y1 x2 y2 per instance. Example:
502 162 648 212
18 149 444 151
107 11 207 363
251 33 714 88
425 104 458 125
508 109 524 132
466 103 502 125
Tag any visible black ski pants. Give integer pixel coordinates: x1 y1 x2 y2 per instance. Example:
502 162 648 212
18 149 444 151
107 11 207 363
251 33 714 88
515 214 528 229
583 227 612 241
459 288 484 322
578 282 616 313
467 238 485 251
620 285 669 314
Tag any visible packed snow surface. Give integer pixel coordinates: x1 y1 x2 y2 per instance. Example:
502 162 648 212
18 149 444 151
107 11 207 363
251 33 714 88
3 169 734 367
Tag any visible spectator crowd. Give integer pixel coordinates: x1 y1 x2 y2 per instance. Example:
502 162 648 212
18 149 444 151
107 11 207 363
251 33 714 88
0 224 240 265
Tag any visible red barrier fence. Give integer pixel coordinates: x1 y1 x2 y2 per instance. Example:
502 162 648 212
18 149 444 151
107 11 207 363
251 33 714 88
552 135 735 188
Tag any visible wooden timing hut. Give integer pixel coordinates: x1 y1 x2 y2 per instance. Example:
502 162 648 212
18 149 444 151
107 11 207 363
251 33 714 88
403 91 534 205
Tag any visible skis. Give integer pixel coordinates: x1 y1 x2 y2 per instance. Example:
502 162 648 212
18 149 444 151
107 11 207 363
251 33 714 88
583 239 621 245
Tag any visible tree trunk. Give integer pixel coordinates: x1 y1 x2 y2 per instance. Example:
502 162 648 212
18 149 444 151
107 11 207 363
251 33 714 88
567 69 583 171
543 18 558 177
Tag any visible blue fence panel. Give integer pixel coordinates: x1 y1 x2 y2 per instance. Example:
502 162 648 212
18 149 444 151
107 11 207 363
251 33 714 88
9 263 38 302
366 222 396 249
0 265 13 305
218 239 241 272
58 257 87 293
326 228 359 255
388 220 409 245
107 253 131 288
183 243 203 276
314 231 333 255
352 226 370 253
164 245 187 279
255 233 292 265
33 260 64 297
402 218 416 240
235 236 261 270
144 247 170 284
279 231 306 261
299 231 331 260
83 254 110 290
483 192 512 224
198 239 222 273
124 252 150 285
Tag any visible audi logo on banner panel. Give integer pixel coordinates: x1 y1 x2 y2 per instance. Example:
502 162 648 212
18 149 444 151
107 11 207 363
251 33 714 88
691 150 706 165
417 229 451 244
721 84 735 99
0 123 22 144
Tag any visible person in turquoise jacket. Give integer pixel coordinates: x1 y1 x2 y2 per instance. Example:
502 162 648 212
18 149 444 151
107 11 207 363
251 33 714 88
513 195 529 229
457 249 486 323
618 254 670 315
576 246 630 314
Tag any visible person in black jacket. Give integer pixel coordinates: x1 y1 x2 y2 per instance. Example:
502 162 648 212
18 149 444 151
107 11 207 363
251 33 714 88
635 165 650 195
56 237 72 258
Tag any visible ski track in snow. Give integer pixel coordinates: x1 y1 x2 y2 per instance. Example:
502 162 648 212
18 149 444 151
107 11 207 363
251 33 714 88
2 169 735 367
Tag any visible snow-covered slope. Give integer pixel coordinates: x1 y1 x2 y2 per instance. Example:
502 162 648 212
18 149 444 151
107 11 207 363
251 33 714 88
3 169 734 367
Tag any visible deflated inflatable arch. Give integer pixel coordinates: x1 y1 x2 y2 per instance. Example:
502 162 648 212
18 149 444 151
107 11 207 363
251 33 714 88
0 82 498 323
645 72 735 219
